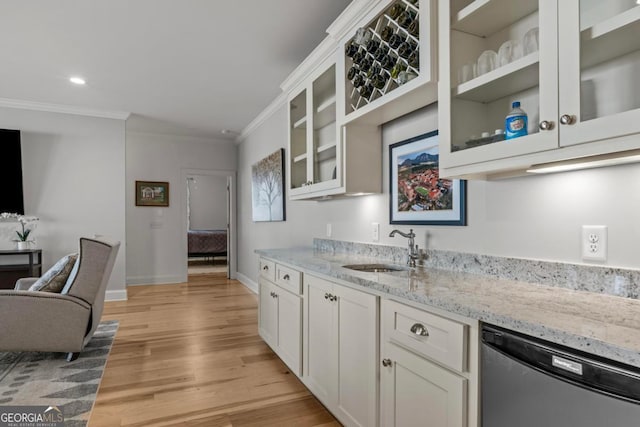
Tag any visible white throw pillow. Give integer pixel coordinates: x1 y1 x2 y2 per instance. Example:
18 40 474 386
29 253 78 293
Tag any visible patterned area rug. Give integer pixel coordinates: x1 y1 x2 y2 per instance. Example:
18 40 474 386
0 320 118 426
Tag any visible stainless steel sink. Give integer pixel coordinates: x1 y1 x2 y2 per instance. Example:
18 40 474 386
342 263 408 273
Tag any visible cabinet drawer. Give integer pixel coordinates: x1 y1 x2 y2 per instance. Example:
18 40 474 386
275 264 302 295
383 299 468 373
259 259 276 282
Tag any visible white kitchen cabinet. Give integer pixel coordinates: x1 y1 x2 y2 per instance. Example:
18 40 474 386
438 0 640 178
304 274 378 427
258 261 302 376
380 299 480 427
288 54 381 200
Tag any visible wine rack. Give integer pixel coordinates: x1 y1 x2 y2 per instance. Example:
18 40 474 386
345 0 420 113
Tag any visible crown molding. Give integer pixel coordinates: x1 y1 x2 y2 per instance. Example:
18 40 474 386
237 91 287 144
280 35 339 94
0 97 130 120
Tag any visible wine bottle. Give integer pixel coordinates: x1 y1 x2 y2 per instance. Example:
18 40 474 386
380 26 394 42
374 45 389 62
354 27 372 46
347 66 358 80
345 42 358 58
366 39 380 55
380 54 395 70
352 51 365 66
359 84 374 98
397 41 415 59
371 73 388 89
352 73 366 88
408 19 419 37
367 63 382 79
397 10 416 29
408 50 419 68
359 57 373 74
391 61 407 79
388 33 404 49
398 70 418 85
388 3 405 19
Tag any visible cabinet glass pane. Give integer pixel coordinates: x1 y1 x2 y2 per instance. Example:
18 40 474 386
290 90 308 190
579 0 640 123
448 0 542 154
312 65 337 185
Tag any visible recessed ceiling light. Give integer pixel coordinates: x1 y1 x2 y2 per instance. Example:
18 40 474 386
69 76 86 85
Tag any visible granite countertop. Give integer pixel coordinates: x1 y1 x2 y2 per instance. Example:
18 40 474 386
256 247 640 368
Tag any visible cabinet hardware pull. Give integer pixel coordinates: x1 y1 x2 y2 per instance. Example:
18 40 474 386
382 358 392 367
330 294 337 302
283 274 290 280
410 323 429 337
539 120 554 130
324 293 330 299
273 293 278 298
263 265 269 271
560 114 575 125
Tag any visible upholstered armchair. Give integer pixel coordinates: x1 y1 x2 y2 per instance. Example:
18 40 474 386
0 237 120 361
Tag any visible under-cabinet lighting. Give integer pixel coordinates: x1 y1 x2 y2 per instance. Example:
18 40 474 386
526 150 640 174
69 76 86 85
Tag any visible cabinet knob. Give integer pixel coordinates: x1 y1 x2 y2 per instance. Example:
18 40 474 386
330 294 337 302
324 293 330 300
539 120 554 131
382 358 392 367
283 274 290 280
560 114 575 125
410 323 429 337
262 265 269 271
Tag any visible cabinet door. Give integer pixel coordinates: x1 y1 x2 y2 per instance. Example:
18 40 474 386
334 285 378 427
289 86 311 197
381 342 467 427
304 275 336 405
258 279 278 349
439 0 559 169
276 287 302 376
558 0 640 147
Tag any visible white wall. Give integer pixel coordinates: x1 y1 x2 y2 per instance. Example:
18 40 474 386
0 107 127 297
187 174 227 230
237 102 640 285
126 131 236 284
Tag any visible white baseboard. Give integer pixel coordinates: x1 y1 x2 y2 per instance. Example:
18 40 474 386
106 289 128 301
236 272 258 294
126 274 185 286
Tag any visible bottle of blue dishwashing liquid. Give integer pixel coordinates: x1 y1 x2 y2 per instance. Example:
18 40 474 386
505 101 528 140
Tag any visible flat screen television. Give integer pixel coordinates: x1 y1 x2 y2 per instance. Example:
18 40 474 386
0 129 25 215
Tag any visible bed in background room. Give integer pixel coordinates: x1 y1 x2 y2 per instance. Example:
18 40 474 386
187 229 227 261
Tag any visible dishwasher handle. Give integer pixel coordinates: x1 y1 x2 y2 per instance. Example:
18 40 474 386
482 324 640 403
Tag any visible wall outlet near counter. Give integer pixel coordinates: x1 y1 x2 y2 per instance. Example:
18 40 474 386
582 225 607 262
326 223 332 238
372 223 379 242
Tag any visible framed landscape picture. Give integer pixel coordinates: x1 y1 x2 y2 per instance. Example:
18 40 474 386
135 181 169 207
389 131 467 225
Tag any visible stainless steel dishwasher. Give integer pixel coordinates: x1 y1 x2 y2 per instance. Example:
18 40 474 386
482 324 640 427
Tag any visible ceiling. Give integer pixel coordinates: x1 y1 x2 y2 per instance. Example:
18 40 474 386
0 0 352 139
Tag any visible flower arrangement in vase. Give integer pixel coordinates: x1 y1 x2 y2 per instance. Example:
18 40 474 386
0 213 39 250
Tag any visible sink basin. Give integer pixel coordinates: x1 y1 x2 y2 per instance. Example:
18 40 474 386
342 263 408 273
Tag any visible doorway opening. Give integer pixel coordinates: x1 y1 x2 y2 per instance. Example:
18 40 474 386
183 170 235 279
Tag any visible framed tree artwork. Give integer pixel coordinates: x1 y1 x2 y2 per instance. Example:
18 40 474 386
251 149 286 222
389 130 467 225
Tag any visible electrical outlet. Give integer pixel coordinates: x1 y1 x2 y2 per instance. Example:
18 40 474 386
582 225 607 261
326 223 332 238
372 223 379 242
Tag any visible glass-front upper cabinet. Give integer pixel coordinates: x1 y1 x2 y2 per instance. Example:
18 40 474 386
439 0 559 170
558 0 640 147
288 59 341 200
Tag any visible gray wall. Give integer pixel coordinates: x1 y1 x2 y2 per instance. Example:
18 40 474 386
0 107 127 298
237 102 640 285
188 174 228 230
126 131 236 284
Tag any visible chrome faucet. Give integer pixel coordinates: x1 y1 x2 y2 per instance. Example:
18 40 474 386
389 228 418 268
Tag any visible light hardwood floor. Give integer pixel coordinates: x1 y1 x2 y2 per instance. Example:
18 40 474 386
91 274 339 427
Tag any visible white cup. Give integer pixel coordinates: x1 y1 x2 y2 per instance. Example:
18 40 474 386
457 62 476 84
477 50 498 75
498 40 523 67
522 27 539 55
